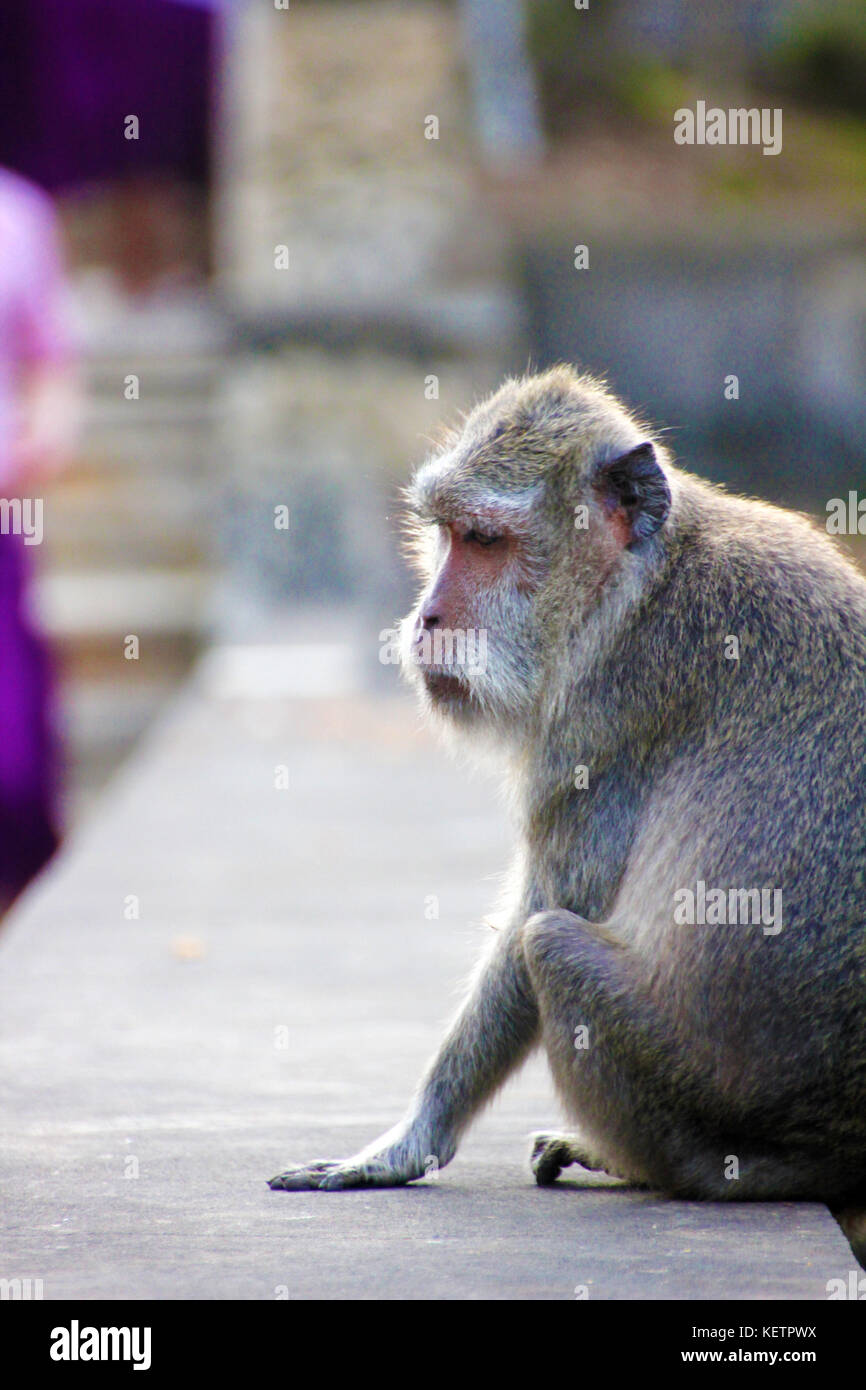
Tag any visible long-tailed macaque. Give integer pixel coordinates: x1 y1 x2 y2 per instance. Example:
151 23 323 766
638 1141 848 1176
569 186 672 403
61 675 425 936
269 368 866 1268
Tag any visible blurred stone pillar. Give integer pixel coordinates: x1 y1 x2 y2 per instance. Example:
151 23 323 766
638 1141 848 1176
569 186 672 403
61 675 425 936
458 0 544 168
213 0 520 650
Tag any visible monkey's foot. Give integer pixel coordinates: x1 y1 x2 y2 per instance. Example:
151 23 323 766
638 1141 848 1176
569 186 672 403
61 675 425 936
832 1206 866 1272
268 1155 416 1191
529 1131 609 1186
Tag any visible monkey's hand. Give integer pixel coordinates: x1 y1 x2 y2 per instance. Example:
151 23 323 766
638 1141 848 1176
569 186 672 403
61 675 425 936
268 1122 451 1191
268 1154 417 1191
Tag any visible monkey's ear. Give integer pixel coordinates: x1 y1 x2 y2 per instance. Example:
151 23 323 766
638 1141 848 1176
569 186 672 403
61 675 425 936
595 442 671 545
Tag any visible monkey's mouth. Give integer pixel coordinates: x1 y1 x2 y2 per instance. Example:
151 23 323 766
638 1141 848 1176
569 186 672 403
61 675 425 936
422 670 472 703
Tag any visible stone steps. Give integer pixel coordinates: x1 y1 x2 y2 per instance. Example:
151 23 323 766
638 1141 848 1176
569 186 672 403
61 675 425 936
38 297 226 812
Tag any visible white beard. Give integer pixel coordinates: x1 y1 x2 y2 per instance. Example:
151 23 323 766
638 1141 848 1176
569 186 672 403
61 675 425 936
398 597 542 740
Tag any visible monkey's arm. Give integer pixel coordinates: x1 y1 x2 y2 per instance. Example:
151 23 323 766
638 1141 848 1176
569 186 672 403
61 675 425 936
269 926 539 1190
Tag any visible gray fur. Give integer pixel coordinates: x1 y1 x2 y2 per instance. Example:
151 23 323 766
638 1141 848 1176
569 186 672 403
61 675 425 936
270 368 866 1269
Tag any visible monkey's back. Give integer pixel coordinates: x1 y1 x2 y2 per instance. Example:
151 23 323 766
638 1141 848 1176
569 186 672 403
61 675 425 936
608 478 866 1159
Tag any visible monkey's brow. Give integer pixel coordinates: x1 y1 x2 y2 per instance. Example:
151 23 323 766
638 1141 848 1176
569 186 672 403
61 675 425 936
409 479 543 527
410 503 516 531
404 494 440 523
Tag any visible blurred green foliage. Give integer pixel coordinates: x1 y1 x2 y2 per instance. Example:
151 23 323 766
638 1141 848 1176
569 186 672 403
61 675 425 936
609 59 692 127
526 0 866 132
769 0 866 115
526 0 630 133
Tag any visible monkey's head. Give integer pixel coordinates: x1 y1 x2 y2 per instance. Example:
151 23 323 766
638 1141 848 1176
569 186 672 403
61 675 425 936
400 366 673 737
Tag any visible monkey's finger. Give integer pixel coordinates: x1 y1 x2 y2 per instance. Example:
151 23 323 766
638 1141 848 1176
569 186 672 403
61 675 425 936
317 1158 422 1190
317 1165 369 1190
267 1160 343 1190
268 1162 378 1191
268 1173 314 1190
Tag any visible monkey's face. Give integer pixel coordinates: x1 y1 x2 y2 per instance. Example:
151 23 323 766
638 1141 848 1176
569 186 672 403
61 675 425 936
400 510 546 731
400 369 673 734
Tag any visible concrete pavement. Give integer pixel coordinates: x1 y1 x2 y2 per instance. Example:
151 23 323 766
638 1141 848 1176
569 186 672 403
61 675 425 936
0 626 855 1299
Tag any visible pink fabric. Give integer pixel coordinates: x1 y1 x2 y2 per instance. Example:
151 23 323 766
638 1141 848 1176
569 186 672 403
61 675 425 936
0 168 72 485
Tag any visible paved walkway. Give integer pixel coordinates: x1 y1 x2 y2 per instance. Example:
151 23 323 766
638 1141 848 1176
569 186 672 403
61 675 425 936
0 626 853 1299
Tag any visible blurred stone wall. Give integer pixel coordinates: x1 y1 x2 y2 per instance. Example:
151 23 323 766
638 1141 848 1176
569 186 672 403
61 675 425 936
523 234 866 510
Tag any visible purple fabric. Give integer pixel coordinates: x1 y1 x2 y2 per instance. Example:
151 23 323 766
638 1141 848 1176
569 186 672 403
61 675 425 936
0 534 59 895
0 0 217 192
0 170 69 897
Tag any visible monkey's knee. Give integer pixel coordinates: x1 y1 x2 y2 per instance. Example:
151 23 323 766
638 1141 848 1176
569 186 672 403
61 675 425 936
522 909 621 982
522 909 583 966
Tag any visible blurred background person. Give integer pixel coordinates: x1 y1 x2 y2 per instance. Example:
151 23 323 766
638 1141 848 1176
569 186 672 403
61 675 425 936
0 0 224 889
0 0 218 294
0 167 79 909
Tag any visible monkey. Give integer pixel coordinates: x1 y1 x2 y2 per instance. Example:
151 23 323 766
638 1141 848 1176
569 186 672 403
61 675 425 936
269 366 866 1270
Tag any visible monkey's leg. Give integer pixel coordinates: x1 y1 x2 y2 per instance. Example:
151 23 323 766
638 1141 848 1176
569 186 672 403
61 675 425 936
269 926 539 1191
521 909 716 1192
529 1131 615 1185
522 910 829 1200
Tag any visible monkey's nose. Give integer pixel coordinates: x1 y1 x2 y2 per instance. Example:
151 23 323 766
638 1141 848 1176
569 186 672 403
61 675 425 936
419 608 440 632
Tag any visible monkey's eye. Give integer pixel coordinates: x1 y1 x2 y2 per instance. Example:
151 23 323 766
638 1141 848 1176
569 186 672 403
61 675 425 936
463 528 503 548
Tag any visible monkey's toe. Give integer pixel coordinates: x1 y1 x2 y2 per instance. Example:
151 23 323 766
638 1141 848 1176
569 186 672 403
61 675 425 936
529 1133 573 1186
529 1131 612 1185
